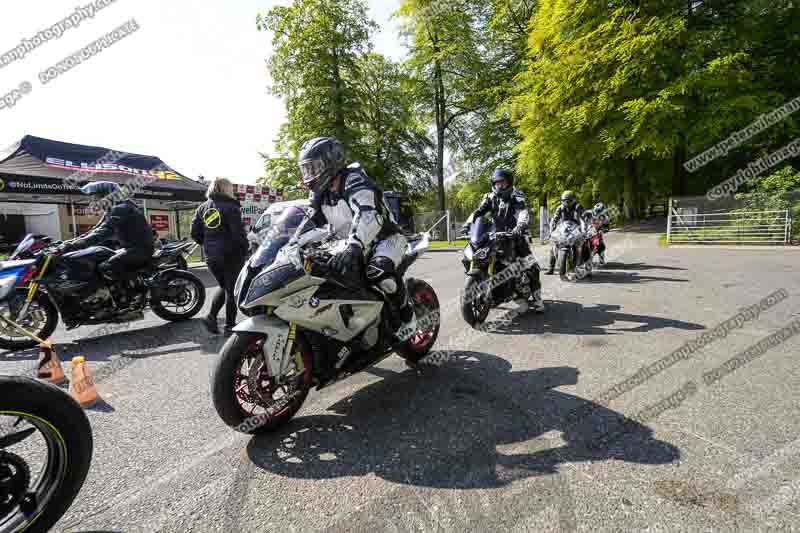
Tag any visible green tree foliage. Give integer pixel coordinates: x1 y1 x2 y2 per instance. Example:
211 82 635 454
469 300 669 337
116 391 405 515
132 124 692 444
258 0 433 196
397 0 491 211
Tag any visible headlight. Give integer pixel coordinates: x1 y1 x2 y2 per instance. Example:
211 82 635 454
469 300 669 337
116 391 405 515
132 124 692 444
474 248 490 260
245 264 303 306
0 275 18 301
464 246 473 260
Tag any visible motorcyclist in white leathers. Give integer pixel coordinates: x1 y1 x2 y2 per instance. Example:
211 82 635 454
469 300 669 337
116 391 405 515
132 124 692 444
296 137 416 339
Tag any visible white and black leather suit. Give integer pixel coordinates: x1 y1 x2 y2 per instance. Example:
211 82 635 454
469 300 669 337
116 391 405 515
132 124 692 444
548 202 586 270
307 165 410 310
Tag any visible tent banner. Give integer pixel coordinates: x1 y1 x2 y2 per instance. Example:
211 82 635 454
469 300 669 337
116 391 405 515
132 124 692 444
0 174 206 203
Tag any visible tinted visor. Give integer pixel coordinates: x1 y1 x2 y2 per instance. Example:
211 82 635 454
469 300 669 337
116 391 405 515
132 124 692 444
300 159 326 184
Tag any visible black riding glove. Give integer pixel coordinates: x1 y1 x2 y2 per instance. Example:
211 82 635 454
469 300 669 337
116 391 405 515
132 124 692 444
329 243 363 278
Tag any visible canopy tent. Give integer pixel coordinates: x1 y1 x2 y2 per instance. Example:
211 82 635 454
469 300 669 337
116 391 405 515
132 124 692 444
0 135 206 204
0 135 207 242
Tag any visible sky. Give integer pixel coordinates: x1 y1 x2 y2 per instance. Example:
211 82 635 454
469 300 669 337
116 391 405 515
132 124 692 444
0 0 406 185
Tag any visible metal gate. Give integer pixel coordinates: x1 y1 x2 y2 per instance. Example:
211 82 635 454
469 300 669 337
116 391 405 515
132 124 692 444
667 208 791 244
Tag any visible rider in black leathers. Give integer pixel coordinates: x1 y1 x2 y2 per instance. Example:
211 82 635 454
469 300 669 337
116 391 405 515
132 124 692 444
57 181 154 304
461 168 544 313
545 190 586 275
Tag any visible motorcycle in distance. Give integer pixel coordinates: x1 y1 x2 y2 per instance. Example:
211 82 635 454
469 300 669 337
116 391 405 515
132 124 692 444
550 220 592 281
0 235 206 351
0 375 93 533
458 217 538 328
211 207 441 434
584 218 607 269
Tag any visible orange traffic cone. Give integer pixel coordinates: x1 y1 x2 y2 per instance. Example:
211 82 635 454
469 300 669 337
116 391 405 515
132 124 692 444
69 356 98 407
37 341 66 385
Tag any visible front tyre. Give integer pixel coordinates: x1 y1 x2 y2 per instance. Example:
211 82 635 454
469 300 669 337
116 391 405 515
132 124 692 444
211 332 313 434
0 376 93 533
556 249 569 280
397 279 441 364
150 270 206 322
0 289 59 352
460 276 491 328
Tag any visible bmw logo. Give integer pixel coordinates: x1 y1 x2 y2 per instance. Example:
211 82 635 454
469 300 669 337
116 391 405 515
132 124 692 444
309 296 320 308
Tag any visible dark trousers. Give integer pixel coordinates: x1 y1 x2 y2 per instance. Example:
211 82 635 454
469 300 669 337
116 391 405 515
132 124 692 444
99 248 152 281
207 257 244 327
515 236 542 298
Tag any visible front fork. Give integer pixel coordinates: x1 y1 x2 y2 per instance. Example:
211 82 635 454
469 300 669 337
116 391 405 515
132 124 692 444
17 256 52 321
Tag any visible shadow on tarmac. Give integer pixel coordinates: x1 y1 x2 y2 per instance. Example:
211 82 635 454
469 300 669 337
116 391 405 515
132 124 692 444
491 301 705 336
245 352 680 490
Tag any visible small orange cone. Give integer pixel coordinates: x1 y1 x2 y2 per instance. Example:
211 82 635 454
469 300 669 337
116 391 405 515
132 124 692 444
37 341 66 385
69 356 98 408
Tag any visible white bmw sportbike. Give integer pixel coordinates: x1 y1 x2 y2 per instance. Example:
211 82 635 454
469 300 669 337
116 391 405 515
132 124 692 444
211 207 441 434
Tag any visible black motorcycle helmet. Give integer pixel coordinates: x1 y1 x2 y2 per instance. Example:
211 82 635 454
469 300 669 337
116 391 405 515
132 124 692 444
560 190 577 208
491 167 514 201
298 137 347 196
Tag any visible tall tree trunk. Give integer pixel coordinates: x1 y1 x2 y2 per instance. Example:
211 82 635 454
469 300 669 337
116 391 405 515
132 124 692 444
624 158 640 221
434 57 446 213
331 47 346 141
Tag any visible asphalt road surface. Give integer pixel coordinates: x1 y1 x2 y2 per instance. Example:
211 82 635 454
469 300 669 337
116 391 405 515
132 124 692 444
2 226 800 532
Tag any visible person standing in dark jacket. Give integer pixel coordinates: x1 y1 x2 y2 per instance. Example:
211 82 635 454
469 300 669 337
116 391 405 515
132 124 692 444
192 177 248 335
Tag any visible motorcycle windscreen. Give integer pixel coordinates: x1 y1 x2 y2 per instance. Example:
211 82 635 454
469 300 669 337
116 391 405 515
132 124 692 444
251 206 310 269
11 234 34 258
469 217 493 248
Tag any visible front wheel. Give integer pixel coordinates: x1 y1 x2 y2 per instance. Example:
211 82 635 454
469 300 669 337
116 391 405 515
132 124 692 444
460 276 491 328
0 376 93 533
397 279 441 363
0 289 59 352
150 270 206 322
556 249 569 280
212 332 313 434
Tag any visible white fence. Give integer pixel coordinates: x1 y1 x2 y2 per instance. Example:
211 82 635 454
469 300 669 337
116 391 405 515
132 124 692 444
667 208 791 245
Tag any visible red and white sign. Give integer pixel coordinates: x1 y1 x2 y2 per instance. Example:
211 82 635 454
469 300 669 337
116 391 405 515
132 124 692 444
150 214 169 232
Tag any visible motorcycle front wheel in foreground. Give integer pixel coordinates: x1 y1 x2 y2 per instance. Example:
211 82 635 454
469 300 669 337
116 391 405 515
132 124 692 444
211 332 313 435
0 376 93 533
556 249 570 281
460 276 491 329
397 279 441 364
0 289 59 352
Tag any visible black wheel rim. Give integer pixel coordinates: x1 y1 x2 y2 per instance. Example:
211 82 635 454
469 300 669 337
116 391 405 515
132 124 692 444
159 278 199 314
0 411 69 531
232 337 311 429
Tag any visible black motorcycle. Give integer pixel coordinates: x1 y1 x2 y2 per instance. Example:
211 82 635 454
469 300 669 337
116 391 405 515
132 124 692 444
459 218 537 327
0 237 206 351
11 235 195 272
0 375 93 533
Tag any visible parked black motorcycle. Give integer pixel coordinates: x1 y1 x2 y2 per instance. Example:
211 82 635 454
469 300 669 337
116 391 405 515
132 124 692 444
459 218 537 327
0 237 206 351
0 375 93 533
